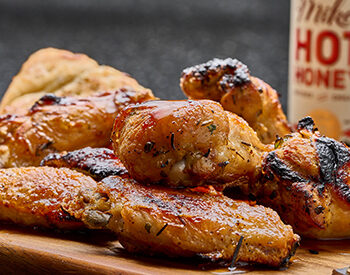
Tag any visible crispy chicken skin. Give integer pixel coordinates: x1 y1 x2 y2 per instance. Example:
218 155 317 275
0 167 97 229
65 175 299 267
180 58 291 144
41 147 128 181
247 117 350 239
0 89 154 168
112 100 269 187
0 48 152 115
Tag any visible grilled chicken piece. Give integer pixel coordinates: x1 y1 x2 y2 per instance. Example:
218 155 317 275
0 89 154 168
41 147 128 181
247 117 350 239
64 175 300 267
112 100 269 187
0 167 97 229
0 48 152 115
42 146 301 265
180 58 291 144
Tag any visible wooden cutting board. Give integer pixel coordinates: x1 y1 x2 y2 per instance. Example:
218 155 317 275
0 224 349 275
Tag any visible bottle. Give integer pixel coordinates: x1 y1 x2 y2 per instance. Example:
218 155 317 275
288 0 350 142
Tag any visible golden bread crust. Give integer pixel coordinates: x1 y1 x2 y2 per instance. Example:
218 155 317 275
0 48 152 115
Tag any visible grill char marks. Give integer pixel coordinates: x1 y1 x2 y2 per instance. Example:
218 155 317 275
265 126 350 202
257 117 350 238
180 58 291 144
261 151 326 230
66 175 300 267
0 89 156 168
264 152 307 183
315 136 350 203
30 94 75 113
41 147 128 181
182 58 251 90
297 116 316 132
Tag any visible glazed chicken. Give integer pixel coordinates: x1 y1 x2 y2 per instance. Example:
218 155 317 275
0 147 299 266
245 117 350 239
0 48 304 269
41 147 128 181
112 97 350 239
112 100 269 187
64 175 300 267
0 88 154 168
0 167 97 230
180 58 291 144
42 146 300 265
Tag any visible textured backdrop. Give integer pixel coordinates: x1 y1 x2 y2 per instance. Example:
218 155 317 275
0 0 290 111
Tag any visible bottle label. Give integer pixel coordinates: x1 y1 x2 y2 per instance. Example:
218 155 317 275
288 0 350 142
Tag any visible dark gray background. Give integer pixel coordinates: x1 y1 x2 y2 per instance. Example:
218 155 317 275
0 0 290 111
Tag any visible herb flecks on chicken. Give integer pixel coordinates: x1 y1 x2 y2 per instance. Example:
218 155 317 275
0 88 154 168
112 100 269 187
180 58 291 144
64 175 300 267
250 117 350 239
0 167 97 230
41 147 128 181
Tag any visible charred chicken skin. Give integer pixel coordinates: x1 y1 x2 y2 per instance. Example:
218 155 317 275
112 100 269 187
112 96 350 239
247 117 350 239
42 147 301 265
0 88 154 168
41 147 128 181
0 48 304 269
64 175 300 267
0 167 97 230
180 58 291 144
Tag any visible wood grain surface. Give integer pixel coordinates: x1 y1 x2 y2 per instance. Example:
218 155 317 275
0 225 349 274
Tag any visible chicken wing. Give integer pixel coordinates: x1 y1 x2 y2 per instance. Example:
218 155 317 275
180 58 291 144
41 147 128 181
0 167 97 230
64 175 299 267
0 48 152 115
247 117 350 239
0 88 154 168
112 100 269 187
